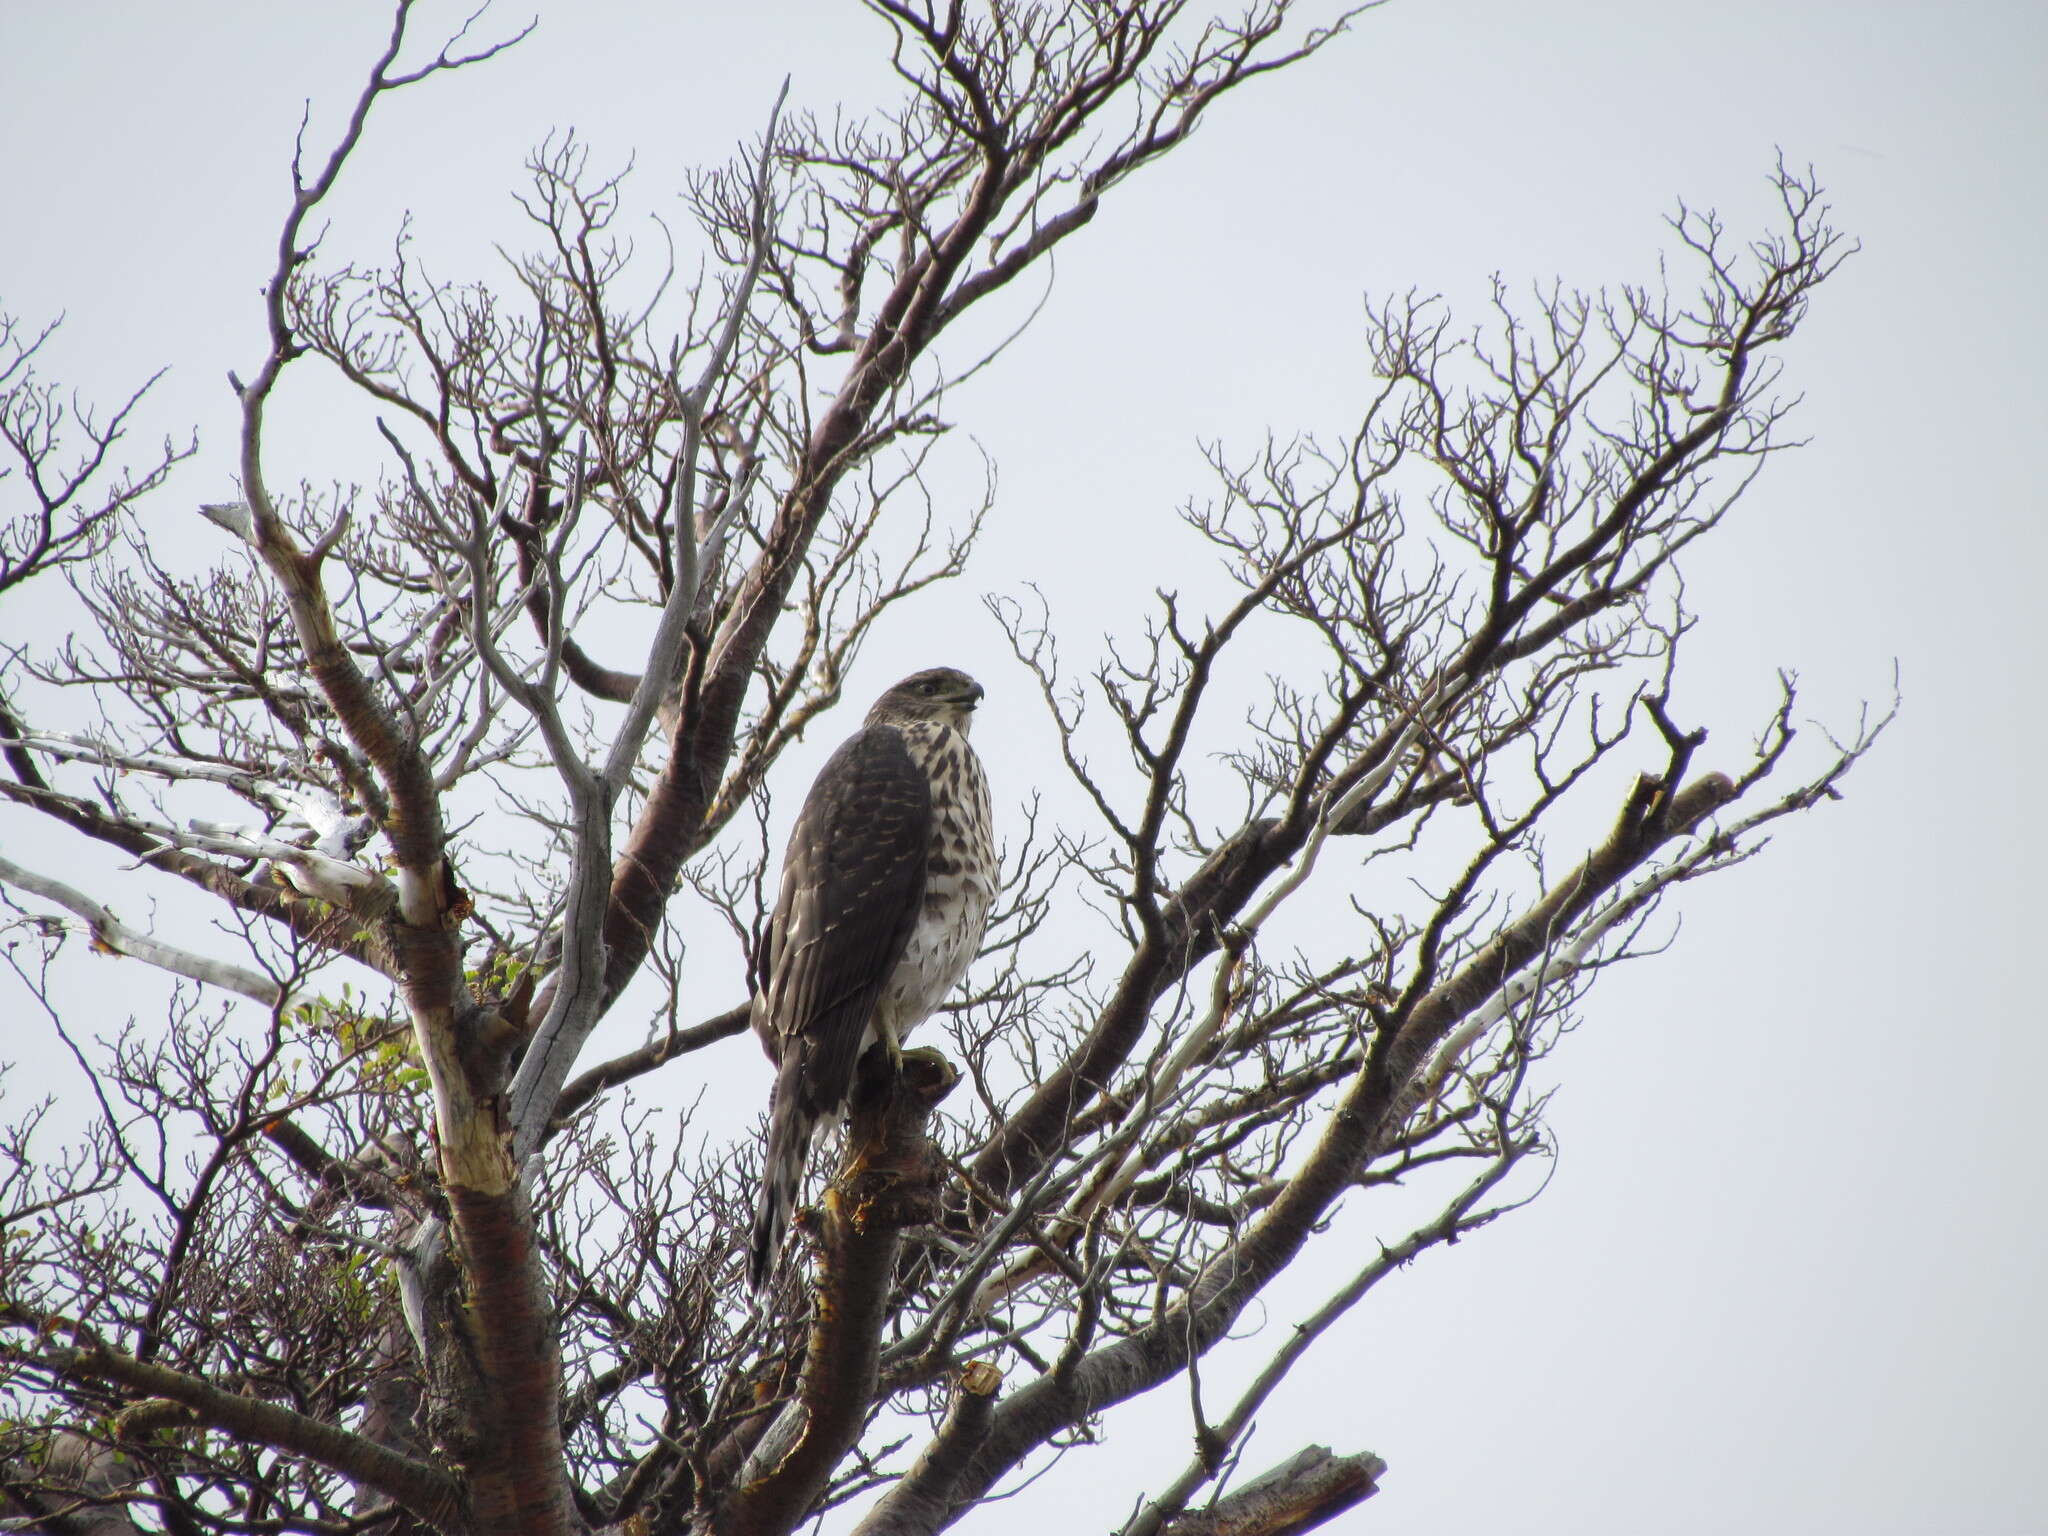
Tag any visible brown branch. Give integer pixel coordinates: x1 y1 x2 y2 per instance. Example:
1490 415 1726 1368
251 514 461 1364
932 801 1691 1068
930 769 1740 1526
591 3 1352 1026
709 1048 959 1536
260 1118 408 1215
847 1362 1002 1536
973 291 1798 1202
549 1002 751 1125
1161 1447 1384 1536
13 1315 461 1529
441 1184 577 1536
501 506 640 703
222 7 567 1531
1 1431 147 1536
970 813 1299 1195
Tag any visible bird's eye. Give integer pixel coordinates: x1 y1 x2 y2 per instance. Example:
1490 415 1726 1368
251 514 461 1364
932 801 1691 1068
919 680 938 695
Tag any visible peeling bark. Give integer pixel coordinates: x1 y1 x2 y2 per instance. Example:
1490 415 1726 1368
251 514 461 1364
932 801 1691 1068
1162 1447 1384 1536
443 1184 574 1536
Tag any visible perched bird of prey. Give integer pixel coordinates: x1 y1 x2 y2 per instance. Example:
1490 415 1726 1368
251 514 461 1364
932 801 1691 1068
748 667 997 1291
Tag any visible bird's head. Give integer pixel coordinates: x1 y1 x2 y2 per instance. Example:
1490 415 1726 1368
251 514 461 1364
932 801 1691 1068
868 667 985 733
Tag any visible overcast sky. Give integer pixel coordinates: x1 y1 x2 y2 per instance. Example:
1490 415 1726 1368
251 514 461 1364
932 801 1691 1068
2 2 2043 1532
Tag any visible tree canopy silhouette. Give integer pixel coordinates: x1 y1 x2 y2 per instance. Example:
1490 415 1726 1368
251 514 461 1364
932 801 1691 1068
0 4 1877 1534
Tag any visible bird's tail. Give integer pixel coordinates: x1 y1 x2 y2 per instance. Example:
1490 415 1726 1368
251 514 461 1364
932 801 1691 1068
749 1053 815 1294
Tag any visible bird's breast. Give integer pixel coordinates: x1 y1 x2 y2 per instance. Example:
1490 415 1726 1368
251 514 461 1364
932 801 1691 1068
881 724 995 1033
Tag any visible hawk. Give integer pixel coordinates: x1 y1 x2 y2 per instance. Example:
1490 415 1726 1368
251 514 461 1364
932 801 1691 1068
748 667 996 1291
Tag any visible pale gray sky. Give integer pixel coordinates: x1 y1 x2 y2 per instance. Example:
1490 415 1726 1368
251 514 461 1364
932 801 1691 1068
2 2 2043 1531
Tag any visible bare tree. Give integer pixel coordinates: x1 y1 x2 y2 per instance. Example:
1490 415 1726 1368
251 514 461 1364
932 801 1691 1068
0 4 1877 1536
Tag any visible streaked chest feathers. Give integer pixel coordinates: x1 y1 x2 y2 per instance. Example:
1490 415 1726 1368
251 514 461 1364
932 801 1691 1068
881 721 995 1034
